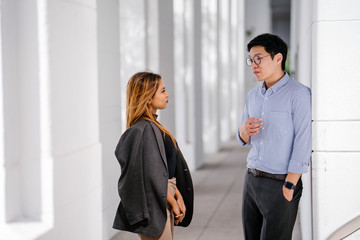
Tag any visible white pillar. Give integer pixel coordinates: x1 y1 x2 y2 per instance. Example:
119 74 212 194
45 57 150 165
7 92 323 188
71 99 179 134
97 1 121 239
193 0 204 168
146 0 160 72
119 0 147 132
37 0 102 239
312 0 360 239
173 0 203 170
290 0 313 239
244 0 271 93
0 0 53 238
0 4 5 225
158 0 176 134
218 0 231 142
229 0 245 132
202 0 221 153
236 0 246 129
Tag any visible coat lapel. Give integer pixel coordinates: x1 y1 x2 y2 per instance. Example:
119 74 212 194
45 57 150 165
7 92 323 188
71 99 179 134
149 121 168 170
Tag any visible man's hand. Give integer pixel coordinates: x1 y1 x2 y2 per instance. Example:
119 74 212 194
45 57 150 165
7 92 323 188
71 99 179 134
282 172 301 202
282 187 294 202
239 118 262 143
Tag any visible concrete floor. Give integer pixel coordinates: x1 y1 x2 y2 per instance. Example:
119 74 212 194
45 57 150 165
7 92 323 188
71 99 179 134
111 139 301 240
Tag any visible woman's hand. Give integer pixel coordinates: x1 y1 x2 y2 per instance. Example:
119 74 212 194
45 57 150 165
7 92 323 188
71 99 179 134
177 195 186 213
174 188 186 224
171 202 183 219
167 189 184 224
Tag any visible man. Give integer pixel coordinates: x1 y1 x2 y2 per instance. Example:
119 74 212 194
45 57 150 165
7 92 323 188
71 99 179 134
238 33 311 240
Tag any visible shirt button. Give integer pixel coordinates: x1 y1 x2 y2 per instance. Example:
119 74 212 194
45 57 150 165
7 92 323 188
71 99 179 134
260 157 262 160
261 142 263 144
262 112 264 115
262 127 265 130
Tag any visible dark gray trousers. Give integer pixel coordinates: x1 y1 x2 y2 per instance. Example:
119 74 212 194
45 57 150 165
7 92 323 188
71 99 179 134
242 171 303 240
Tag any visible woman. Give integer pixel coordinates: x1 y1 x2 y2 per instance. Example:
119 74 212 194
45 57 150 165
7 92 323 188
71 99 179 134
113 71 194 240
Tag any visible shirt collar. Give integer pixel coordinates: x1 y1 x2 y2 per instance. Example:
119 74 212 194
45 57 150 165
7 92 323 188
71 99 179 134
261 73 290 94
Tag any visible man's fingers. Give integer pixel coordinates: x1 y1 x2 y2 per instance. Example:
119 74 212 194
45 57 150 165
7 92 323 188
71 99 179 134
247 118 262 124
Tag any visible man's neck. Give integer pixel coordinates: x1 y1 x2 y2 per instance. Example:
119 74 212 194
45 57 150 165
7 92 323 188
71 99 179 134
264 72 285 89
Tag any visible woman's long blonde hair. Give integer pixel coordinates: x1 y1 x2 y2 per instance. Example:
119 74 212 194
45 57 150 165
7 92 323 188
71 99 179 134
126 71 177 148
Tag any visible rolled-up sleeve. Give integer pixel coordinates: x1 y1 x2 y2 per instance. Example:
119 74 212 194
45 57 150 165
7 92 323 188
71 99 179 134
288 89 312 173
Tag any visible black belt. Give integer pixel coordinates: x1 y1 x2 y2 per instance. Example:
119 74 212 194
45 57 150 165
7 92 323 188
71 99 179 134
248 168 287 181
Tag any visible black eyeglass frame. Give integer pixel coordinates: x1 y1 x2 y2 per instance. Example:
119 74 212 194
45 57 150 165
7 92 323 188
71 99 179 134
246 55 271 67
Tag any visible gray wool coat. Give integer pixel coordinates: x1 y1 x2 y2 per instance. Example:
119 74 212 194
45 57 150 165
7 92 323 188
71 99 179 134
113 119 194 236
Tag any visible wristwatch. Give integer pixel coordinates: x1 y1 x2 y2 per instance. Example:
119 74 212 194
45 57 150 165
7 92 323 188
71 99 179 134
283 181 296 190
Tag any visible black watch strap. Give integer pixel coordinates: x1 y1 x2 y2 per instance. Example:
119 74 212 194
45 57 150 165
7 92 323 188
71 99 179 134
283 181 296 190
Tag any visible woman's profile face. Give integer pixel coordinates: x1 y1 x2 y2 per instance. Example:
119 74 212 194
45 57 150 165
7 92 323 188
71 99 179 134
149 79 169 114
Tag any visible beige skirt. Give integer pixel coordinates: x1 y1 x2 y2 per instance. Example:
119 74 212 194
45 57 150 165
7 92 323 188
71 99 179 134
139 178 176 240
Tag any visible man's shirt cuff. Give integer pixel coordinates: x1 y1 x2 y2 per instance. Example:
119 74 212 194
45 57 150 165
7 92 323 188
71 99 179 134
236 129 249 146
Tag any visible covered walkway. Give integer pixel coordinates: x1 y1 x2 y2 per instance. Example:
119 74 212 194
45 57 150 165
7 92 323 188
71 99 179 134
112 139 301 240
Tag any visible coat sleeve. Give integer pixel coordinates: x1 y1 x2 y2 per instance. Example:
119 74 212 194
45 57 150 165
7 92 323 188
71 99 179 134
175 147 194 227
115 127 149 226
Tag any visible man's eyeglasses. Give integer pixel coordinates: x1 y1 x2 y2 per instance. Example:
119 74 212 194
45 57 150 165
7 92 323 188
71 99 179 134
246 55 271 67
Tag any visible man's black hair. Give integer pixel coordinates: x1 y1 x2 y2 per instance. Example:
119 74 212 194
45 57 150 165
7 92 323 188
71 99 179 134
247 33 288 71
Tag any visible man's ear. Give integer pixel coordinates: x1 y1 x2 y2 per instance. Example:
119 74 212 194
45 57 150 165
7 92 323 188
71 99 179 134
276 53 283 64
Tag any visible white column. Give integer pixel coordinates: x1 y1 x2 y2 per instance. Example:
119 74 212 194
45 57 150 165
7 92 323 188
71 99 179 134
236 0 246 129
290 0 313 239
119 0 147 132
0 0 54 238
193 0 204 168
229 0 244 132
174 0 187 146
37 0 102 239
97 1 121 239
289 0 299 78
218 0 231 142
158 0 176 134
244 0 271 93
202 0 220 153
38 0 54 229
289 0 313 239
173 0 203 170
312 0 360 239
146 0 160 72
1 0 32 224
0 0 6 225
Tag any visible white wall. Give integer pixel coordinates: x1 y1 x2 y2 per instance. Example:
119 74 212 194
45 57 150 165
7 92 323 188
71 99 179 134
312 0 360 239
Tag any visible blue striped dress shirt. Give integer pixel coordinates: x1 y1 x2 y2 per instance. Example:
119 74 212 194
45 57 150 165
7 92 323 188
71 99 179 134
237 73 312 174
